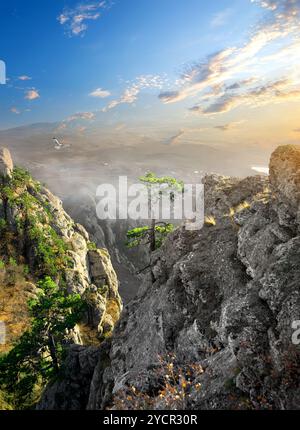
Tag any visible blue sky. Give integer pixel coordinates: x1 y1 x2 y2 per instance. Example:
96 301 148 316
0 0 300 148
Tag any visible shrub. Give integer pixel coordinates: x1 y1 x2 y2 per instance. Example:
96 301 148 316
87 241 97 251
111 354 203 410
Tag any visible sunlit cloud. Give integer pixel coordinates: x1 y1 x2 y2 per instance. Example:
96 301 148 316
89 87 111 98
25 89 40 100
214 120 246 131
158 0 300 118
55 111 96 133
57 1 110 37
103 75 165 111
18 75 31 81
66 111 96 121
190 78 300 115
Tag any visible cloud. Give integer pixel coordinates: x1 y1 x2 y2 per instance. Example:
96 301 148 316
55 111 96 133
251 0 300 17
89 87 111 98
211 8 233 28
226 77 258 90
18 75 31 81
103 75 164 111
57 1 110 37
66 111 96 121
190 78 300 115
293 128 300 132
10 107 21 114
158 0 300 116
214 121 245 131
158 90 181 104
25 89 40 100
159 29 283 105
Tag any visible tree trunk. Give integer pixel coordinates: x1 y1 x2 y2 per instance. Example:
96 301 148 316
48 333 59 372
149 218 156 252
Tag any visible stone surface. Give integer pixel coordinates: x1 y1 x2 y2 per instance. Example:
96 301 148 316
269 144 300 230
0 147 13 178
37 345 101 410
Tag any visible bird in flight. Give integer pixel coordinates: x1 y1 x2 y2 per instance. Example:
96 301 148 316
52 137 63 150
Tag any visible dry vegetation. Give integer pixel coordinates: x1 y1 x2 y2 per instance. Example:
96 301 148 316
110 354 204 410
0 259 36 354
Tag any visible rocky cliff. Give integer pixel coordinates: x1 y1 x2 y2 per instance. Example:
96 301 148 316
38 144 300 411
3 144 300 410
0 147 122 357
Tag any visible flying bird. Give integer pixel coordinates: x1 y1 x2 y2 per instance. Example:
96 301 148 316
52 137 63 150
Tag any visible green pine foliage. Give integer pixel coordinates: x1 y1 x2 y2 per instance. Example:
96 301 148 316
126 223 174 250
0 277 86 409
126 173 183 252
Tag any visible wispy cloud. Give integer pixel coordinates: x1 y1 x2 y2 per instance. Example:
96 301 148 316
18 75 31 81
25 89 40 100
55 111 96 133
103 75 165 111
190 78 300 115
57 1 110 37
66 111 96 121
158 0 300 116
214 121 245 131
89 87 111 98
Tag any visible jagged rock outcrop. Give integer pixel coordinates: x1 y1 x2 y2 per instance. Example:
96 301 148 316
38 145 300 410
64 195 148 303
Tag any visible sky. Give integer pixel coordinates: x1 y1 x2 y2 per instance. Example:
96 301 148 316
0 0 300 149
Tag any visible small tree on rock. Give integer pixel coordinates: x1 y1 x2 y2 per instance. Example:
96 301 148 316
126 173 183 279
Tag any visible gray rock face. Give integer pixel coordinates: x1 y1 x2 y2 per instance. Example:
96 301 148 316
37 345 101 410
40 144 300 410
0 147 13 178
63 195 148 304
269 145 300 230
